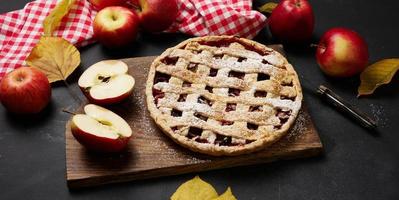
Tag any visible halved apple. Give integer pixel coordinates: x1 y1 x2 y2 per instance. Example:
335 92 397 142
78 60 135 105
71 104 132 152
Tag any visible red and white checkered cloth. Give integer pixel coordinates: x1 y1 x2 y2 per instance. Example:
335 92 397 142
168 0 266 38
0 0 96 79
0 0 266 79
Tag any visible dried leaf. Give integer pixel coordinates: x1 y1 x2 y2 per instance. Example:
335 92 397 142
171 176 218 200
26 36 80 83
43 0 76 36
358 59 399 97
258 2 278 14
211 188 237 200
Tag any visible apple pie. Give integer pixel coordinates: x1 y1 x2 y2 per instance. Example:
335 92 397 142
146 36 302 156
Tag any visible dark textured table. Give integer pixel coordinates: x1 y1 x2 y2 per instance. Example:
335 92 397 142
1 0 398 199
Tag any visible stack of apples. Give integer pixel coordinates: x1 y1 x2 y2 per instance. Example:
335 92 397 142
91 0 178 48
268 0 369 77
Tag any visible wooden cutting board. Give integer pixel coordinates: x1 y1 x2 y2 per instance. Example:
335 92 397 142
65 45 323 188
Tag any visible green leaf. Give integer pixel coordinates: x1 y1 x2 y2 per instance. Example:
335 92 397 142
358 58 399 97
171 176 219 200
43 0 76 36
258 2 278 14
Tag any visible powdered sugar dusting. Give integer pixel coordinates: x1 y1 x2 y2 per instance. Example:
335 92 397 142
370 103 388 128
286 111 309 142
147 37 303 155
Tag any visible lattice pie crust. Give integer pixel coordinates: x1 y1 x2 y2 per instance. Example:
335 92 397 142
146 36 302 156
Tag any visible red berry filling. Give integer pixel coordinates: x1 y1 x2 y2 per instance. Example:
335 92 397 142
220 120 233 126
198 96 213 106
187 63 199 72
171 108 182 117
195 138 209 143
215 135 233 146
254 90 267 97
154 72 171 84
194 112 208 121
280 95 296 101
237 57 247 62
274 108 292 129
247 123 258 130
262 59 270 65
192 50 202 54
205 85 213 93
213 54 223 59
187 127 203 139
228 88 240 97
161 56 179 65
257 73 270 81
182 81 191 87
209 68 218 77
225 103 237 112
249 105 263 112
228 71 245 79
152 88 165 105
177 94 187 102
281 81 293 87
171 126 181 132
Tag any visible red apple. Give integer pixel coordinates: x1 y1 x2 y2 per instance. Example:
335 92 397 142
89 0 127 11
268 0 314 43
71 104 132 152
78 60 135 105
315 28 369 77
0 67 51 114
135 0 178 32
93 6 139 48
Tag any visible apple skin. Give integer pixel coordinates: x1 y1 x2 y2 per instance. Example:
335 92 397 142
136 0 178 32
93 6 140 48
89 0 127 11
78 60 135 105
0 67 51 114
70 104 132 153
268 0 314 43
81 88 133 105
316 27 369 77
71 122 130 152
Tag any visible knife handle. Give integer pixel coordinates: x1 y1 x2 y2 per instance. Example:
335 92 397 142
317 85 377 130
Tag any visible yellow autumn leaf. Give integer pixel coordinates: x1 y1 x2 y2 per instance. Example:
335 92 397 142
171 176 219 200
26 36 80 83
211 187 237 200
358 59 399 97
43 0 76 36
258 2 278 14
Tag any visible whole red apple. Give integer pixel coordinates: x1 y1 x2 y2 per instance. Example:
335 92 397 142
0 67 51 114
93 6 140 48
135 0 178 32
315 27 369 77
89 0 127 10
268 0 314 43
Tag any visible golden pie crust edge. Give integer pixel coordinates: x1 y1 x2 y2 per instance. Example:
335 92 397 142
145 35 303 156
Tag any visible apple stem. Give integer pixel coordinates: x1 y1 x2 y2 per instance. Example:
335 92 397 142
62 109 77 115
310 43 326 50
126 1 140 11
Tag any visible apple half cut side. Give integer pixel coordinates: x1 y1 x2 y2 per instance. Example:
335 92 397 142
78 60 135 105
71 104 132 152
